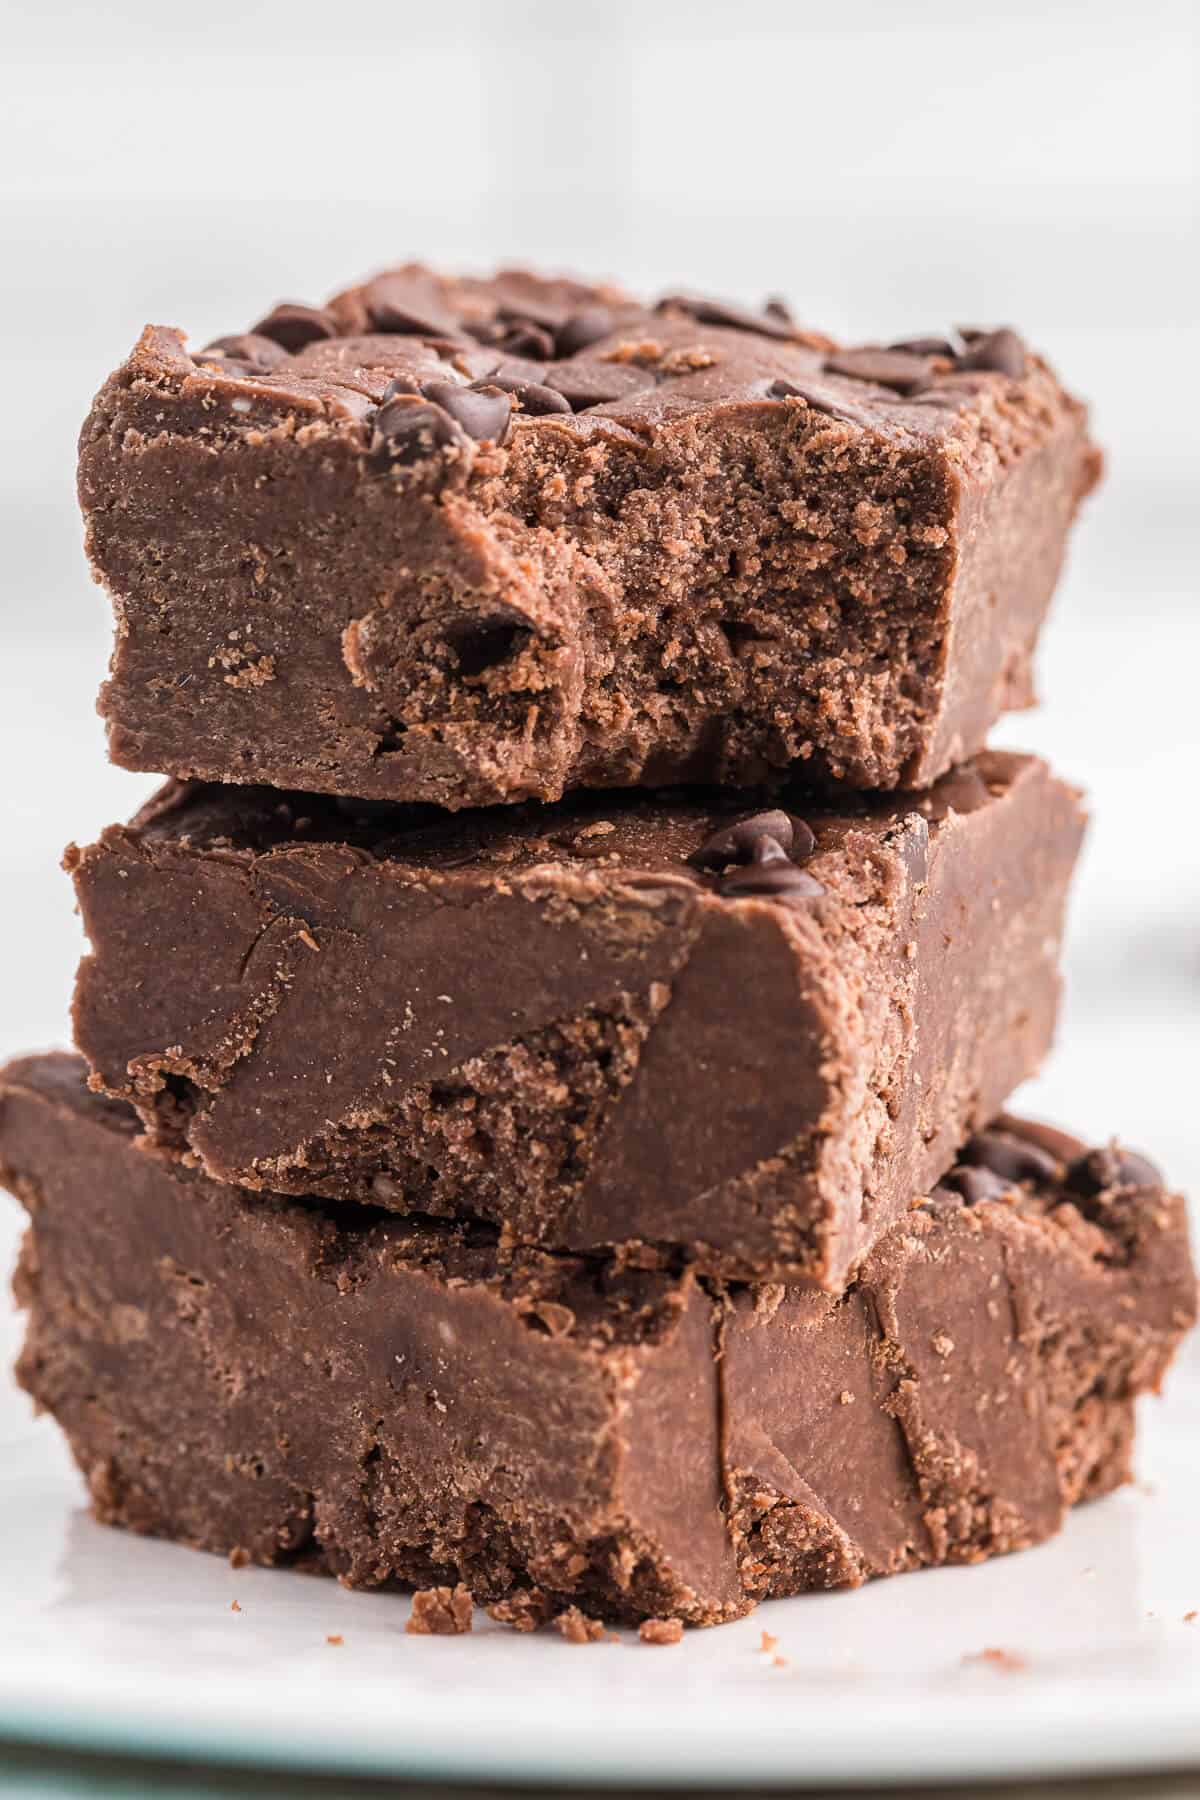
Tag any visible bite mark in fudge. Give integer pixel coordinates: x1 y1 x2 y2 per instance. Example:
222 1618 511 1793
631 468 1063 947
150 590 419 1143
2 1057 1191 1627
78 264 1101 808
68 752 1085 1287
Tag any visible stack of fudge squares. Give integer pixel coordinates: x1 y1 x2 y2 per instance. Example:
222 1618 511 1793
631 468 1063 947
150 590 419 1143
2 267 1194 1637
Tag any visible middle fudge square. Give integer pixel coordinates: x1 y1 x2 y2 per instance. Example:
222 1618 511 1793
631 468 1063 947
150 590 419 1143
69 750 1084 1287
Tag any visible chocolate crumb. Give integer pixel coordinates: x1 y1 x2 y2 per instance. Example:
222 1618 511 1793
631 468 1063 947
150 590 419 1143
639 1617 683 1645
486 1588 555 1634
229 1546 250 1569
760 1629 778 1653
1185 1611 1197 1623
406 1583 474 1635
326 1633 344 1645
554 1605 608 1644
230 1599 241 1613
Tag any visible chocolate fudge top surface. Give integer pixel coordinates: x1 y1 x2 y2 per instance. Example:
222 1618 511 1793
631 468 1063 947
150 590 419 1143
80 262 1100 807
128 750 1012 881
94 266 1092 510
182 264 1061 446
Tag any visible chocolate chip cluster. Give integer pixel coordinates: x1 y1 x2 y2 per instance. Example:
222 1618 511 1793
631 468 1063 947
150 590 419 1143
690 809 824 904
193 275 1030 465
939 1124 1161 1208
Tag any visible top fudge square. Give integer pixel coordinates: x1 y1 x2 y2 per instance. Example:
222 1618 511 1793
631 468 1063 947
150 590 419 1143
79 266 1100 809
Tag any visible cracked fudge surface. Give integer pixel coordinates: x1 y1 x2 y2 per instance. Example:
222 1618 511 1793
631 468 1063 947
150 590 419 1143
68 751 1084 1288
3 1056 1191 1627
79 264 1100 809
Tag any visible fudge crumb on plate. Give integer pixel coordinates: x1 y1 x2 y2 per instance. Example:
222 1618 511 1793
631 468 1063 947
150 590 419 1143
554 1607 608 1644
487 1589 556 1634
406 1584 474 1636
639 1618 684 1646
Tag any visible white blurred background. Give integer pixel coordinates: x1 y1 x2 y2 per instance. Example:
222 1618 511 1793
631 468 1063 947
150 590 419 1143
1 0 1197 1192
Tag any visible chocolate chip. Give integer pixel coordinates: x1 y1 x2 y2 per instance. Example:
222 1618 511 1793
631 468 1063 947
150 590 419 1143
720 863 825 903
1067 1145 1162 1197
957 328 1026 378
763 295 795 325
364 280 462 339
657 293 796 342
496 320 556 360
199 333 288 372
505 381 573 417
823 349 933 396
554 307 615 357
371 301 462 336
767 379 870 425
250 304 338 353
887 335 959 358
917 766 992 822
690 809 814 871
379 375 424 402
543 361 655 411
961 1128 1063 1188
422 380 512 445
944 1164 1017 1207
488 358 550 388
370 395 466 466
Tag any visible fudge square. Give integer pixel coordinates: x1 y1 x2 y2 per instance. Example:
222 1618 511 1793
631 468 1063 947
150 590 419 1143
78 265 1101 810
2 1056 1191 1628
69 751 1085 1288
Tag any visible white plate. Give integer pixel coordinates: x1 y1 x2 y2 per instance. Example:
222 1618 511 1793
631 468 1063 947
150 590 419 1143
1 1207 1198 1789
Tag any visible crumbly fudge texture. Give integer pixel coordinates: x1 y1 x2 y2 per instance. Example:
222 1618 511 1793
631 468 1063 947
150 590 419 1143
78 265 1101 808
68 752 1084 1287
3 1058 1191 1626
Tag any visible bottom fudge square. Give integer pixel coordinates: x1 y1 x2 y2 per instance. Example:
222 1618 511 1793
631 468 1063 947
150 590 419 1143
1 1056 1192 1628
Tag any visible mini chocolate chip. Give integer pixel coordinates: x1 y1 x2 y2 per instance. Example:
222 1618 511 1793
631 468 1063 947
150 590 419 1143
250 304 338 352
199 333 288 371
961 1128 1063 1188
957 327 1026 378
763 295 794 325
367 293 462 338
823 348 933 396
767 378 870 425
1067 1145 1162 1197
422 380 512 445
917 766 992 822
887 335 959 358
944 1164 1016 1207
720 863 825 903
370 395 466 466
543 361 655 411
379 375 424 402
689 809 812 871
487 356 550 387
497 320 556 360
505 381 573 417
657 293 795 342
555 307 615 357
749 834 790 868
